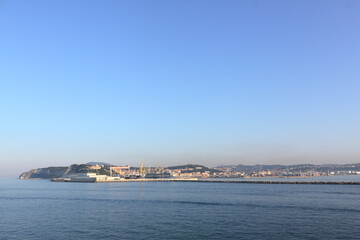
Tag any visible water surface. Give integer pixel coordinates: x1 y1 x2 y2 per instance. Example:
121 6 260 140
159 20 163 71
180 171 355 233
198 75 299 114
1 178 360 239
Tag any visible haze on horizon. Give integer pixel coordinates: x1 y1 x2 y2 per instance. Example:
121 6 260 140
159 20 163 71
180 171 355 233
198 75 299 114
1 0 360 177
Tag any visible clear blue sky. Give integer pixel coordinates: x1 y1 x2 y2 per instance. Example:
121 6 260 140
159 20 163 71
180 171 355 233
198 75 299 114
1 0 360 176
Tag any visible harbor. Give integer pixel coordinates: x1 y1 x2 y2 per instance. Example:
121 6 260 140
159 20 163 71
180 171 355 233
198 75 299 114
48 164 360 185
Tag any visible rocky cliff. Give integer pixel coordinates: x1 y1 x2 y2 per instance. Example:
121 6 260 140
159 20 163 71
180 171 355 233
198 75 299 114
19 164 92 179
19 167 68 179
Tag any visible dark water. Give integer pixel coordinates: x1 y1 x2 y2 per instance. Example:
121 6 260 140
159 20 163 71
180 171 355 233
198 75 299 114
1 178 360 240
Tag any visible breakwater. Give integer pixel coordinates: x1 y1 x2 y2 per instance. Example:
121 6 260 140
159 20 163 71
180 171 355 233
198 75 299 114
53 178 360 185
183 180 360 185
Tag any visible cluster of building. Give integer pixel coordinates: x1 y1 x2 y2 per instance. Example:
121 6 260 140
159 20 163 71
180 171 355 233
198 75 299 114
169 166 211 178
60 164 172 182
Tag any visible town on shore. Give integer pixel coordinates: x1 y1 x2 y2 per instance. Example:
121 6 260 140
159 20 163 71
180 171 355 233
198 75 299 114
19 162 360 183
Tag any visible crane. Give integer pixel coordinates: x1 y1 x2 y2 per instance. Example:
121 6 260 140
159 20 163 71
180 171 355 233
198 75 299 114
139 160 144 177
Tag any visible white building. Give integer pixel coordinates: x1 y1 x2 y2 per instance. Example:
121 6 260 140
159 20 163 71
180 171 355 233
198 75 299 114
68 173 121 182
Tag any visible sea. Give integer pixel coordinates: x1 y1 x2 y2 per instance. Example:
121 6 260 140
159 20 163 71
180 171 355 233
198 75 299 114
1 176 360 240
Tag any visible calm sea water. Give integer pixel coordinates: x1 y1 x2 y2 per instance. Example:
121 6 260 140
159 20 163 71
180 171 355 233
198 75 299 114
1 178 360 240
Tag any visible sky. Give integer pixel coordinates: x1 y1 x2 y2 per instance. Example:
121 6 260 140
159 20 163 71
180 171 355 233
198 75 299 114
1 0 360 177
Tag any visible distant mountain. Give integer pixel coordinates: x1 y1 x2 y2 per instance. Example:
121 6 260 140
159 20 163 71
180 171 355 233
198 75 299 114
167 164 205 169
